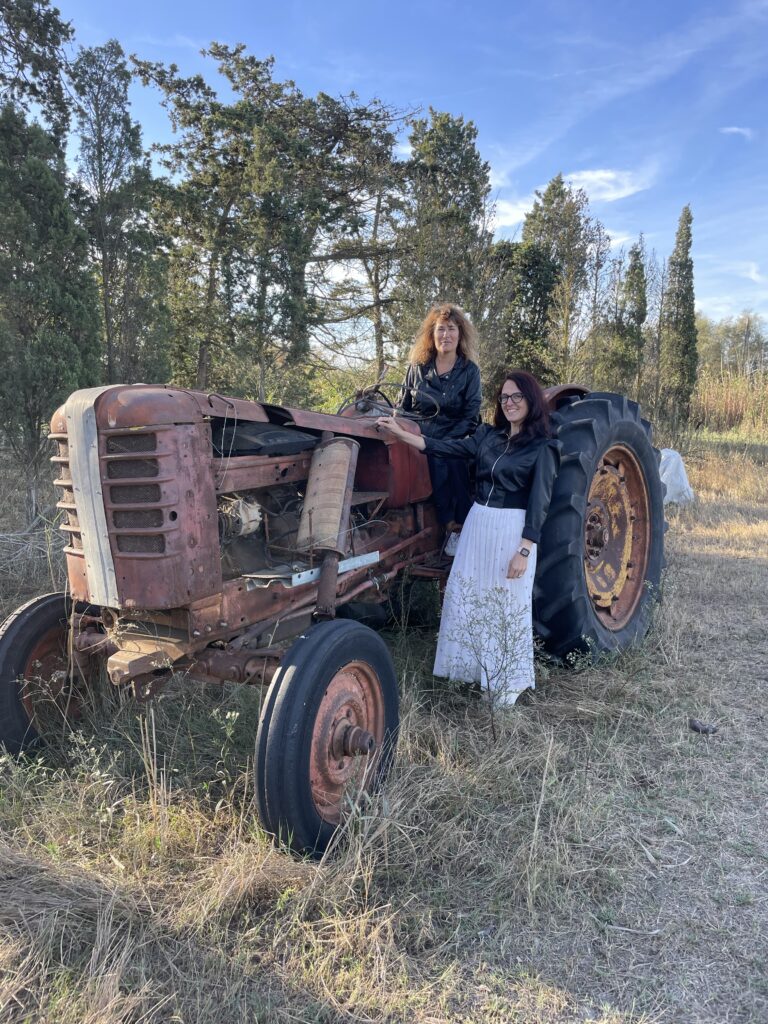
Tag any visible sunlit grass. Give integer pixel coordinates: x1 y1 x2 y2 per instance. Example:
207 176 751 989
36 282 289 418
1 432 767 1022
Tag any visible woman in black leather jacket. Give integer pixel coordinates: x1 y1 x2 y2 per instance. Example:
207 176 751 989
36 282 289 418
378 369 560 708
398 304 482 542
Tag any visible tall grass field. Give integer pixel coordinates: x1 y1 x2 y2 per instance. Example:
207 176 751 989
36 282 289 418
0 430 766 1023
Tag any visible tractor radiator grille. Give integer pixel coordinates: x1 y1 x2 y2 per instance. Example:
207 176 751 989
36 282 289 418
51 438 82 550
51 432 171 558
102 433 166 554
106 433 157 454
107 458 160 479
50 388 221 610
110 484 162 504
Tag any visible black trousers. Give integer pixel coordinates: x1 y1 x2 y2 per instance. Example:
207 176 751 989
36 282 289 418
427 454 473 526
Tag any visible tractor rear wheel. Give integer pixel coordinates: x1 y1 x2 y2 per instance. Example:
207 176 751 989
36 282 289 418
534 394 665 660
255 619 399 856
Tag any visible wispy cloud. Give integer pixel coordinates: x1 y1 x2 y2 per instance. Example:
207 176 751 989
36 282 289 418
494 196 535 229
489 164 511 189
695 293 743 318
727 260 764 283
488 5 768 172
719 125 755 140
566 166 656 202
606 230 634 249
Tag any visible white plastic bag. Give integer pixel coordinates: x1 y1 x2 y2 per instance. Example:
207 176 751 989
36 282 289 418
659 449 694 505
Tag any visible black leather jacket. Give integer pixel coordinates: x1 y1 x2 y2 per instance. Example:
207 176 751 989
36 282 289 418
423 424 561 544
399 356 482 439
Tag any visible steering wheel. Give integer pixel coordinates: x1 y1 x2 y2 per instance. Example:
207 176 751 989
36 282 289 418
336 381 440 421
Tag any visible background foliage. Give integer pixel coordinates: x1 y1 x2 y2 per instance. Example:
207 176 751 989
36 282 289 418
1 0 767 519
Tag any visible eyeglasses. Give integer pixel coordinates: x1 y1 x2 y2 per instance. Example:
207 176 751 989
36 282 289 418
499 392 524 406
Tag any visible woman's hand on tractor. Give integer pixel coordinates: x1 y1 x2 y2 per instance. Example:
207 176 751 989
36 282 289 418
375 416 426 451
375 415 402 437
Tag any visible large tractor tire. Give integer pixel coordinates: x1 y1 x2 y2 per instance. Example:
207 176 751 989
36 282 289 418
534 393 665 660
255 619 399 857
0 593 100 754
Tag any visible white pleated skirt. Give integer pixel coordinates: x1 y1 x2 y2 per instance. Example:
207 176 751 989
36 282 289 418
433 503 537 706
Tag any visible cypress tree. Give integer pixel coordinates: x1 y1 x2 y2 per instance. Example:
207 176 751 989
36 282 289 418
660 205 698 417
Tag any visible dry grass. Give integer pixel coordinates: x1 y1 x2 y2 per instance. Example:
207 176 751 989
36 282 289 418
1 436 767 1023
691 372 768 435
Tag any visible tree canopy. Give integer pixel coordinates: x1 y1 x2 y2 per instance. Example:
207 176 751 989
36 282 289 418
1 3 757 522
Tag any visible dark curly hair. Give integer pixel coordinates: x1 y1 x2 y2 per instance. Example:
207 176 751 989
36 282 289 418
492 369 551 442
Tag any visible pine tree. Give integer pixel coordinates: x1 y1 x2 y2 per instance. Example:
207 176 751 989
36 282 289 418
137 45 398 395
522 173 593 376
0 0 72 137
660 205 698 417
72 40 170 384
622 240 648 394
593 240 647 394
481 239 558 387
393 109 493 347
0 103 100 517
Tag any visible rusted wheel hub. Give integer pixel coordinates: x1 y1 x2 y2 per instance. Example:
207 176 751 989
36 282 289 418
20 625 77 723
584 445 651 630
585 507 610 558
309 662 384 824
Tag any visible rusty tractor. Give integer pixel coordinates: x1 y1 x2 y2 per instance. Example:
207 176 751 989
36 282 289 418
0 383 665 854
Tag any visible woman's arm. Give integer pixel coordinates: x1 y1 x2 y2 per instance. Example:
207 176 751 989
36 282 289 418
521 440 561 544
509 440 560 579
376 417 486 458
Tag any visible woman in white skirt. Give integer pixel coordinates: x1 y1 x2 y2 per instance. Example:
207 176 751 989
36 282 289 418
377 369 560 707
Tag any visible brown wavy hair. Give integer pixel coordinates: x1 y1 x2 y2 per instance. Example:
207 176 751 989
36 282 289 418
492 368 552 442
408 303 479 366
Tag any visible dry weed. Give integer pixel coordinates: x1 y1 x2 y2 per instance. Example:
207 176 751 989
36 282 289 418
1 439 767 1022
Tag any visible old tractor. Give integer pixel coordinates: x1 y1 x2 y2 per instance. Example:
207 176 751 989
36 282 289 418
0 383 665 854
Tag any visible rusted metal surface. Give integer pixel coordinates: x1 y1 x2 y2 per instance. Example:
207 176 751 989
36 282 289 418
72 624 117 678
97 385 271 429
309 659 385 825
356 422 432 507
20 623 71 722
189 646 281 686
181 520 437 642
53 392 221 608
315 553 341 620
543 383 590 411
98 521 437 687
48 381 446 692
214 453 313 494
262 403 382 440
584 444 651 630
297 436 359 554
107 635 191 685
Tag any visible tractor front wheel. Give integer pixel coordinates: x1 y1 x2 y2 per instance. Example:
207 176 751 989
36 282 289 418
255 619 399 856
0 593 103 754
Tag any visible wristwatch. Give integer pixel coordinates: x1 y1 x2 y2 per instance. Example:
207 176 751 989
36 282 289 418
518 546 530 557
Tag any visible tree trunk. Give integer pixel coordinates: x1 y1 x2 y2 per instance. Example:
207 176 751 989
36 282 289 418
196 253 218 390
196 200 235 391
102 248 115 383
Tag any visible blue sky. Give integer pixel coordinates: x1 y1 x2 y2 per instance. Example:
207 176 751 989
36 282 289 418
59 0 768 320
